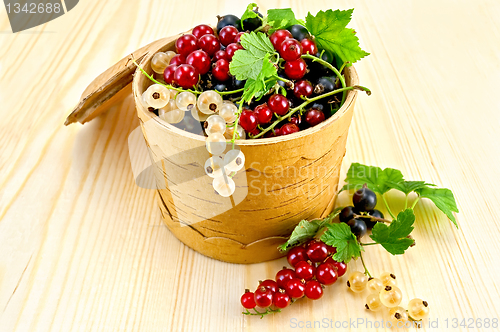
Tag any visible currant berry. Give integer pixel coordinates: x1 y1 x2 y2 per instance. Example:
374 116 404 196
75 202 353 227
225 43 244 60
286 246 308 267
143 84 170 108
315 262 338 285
273 291 291 309
284 58 307 80
212 59 231 82
285 278 306 299
216 14 241 34
175 91 197 112
289 115 301 127
293 80 313 99
324 257 347 277
367 278 384 293
241 290 257 309
306 241 328 262
325 245 336 256
174 64 199 89
305 280 324 300
389 306 408 324
353 185 377 211
365 293 384 312
379 286 403 307
253 103 273 124
204 156 227 178
242 9 263 31
270 29 292 50
219 102 238 123
197 34 221 57
268 94 290 116
232 77 245 89
213 50 229 61
280 123 300 136
169 54 186 67
219 25 239 46
186 50 211 75
379 272 397 287
204 115 226 136
347 218 368 237
159 100 185 124
213 176 235 197
206 132 227 155
175 34 199 57
279 38 302 61
224 124 246 140
347 271 368 293
408 298 429 320
364 209 384 229
233 32 246 43
249 127 260 137
300 38 318 55
239 109 258 132
151 51 176 74
197 90 223 114
275 268 297 289
192 24 214 39
254 286 273 308
314 76 337 95
294 261 316 281
224 149 245 172
287 24 310 41
304 108 325 127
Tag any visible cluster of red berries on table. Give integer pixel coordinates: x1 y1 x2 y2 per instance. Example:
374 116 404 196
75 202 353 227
241 239 347 315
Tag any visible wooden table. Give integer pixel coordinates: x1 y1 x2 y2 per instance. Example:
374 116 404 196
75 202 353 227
1 0 499 331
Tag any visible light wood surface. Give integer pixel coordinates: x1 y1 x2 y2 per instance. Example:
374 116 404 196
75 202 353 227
1 0 499 331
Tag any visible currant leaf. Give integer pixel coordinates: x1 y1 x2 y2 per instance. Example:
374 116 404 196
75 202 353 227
370 209 415 255
415 186 459 227
320 222 362 263
341 163 404 194
229 32 276 81
267 8 302 33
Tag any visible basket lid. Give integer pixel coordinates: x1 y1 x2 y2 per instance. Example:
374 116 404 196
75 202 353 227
64 36 175 125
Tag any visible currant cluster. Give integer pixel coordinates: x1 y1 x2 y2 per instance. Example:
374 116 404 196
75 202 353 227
339 184 385 237
346 270 429 325
241 239 347 316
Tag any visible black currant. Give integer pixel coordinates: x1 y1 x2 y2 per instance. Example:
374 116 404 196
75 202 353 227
348 218 368 237
242 11 263 31
314 76 337 95
216 14 241 34
232 77 245 90
352 185 377 211
363 209 384 229
339 206 356 223
214 82 229 92
287 24 310 41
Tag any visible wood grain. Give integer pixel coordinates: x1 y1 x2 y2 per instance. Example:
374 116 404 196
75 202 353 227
1 0 500 331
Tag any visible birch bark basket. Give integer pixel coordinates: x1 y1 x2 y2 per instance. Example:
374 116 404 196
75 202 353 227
132 37 359 264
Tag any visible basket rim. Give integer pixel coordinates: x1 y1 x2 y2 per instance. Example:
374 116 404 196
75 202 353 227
132 34 359 146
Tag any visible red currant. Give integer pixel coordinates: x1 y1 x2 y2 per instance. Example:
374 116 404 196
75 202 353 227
275 267 296 289
198 34 221 56
293 79 313 99
325 257 347 277
304 280 324 300
239 109 258 132
253 103 273 124
279 38 302 61
300 38 318 55
268 94 289 116
284 58 307 80
225 43 243 60
326 245 337 256
259 279 279 293
254 286 274 308
306 241 328 262
192 24 214 39
163 65 177 84
212 59 230 81
219 25 239 46
173 64 199 89
290 115 301 126
249 128 260 136
294 261 316 281
280 123 300 136
186 50 211 75
273 291 291 309
270 29 292 50
213 50 229 61
234 32 246 43
175 34 198 57
305 108 326 127
241 290 257 309
315 262 338 285
286 246 308 267
169 54 186 67
285 278 305 299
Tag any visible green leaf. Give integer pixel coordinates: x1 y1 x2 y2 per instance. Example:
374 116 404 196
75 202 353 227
341 162 404 194
387 181 434 195
267 8 302 33
241 3 259 24
229 32 276 81
241 53 277 102
320 223 362 263
415 186 459 227
278 209 341 252
305 9 369 64
370 209 416 255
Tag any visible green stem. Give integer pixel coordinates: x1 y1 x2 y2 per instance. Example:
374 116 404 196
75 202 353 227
251 85 370 138
242 307 281 318
231 102 244 148
359 251 372 278
382 195 397 220
338 61 349 74
360 242 378 246
219 88 245 95
411 196 421 210
404 194 409 210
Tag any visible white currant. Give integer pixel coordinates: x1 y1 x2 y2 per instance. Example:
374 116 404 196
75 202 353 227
204 156 228 178
379 272 397 287
224 124 246 140
175 91 197 112
143 84 170 108
407 298 429 320
197 90 223 115
379 285 403 308
389 306 408 325
151 51 176 74
213 176 235 197
347 271 368 293
204 115 226 135
206 133 227 155
367 278 384 293
365 293 384 311
219 102 238 123
224 149 245 172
